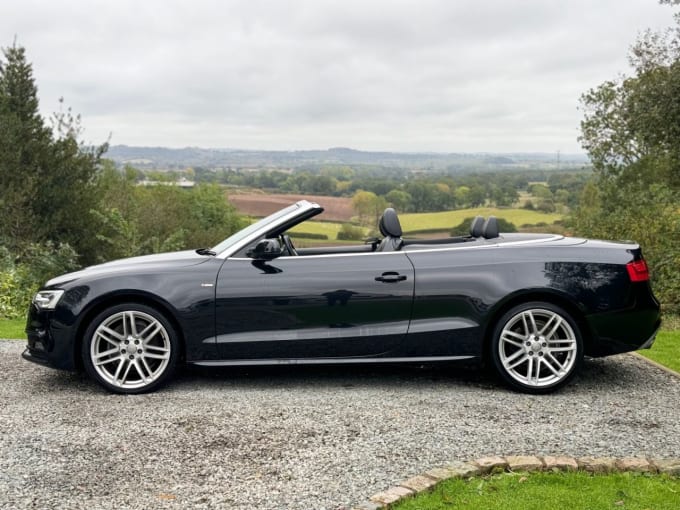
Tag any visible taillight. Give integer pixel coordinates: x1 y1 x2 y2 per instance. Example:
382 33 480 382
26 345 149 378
627 259 649 282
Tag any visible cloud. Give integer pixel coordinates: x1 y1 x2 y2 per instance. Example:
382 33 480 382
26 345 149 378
2 0 675 152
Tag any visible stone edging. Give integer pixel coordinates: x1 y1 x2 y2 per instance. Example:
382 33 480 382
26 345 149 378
631 352 680 380
352 456 680 509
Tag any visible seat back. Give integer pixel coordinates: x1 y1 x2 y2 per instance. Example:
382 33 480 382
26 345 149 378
377 208 403 251
482 216 499 239
469 216 484 237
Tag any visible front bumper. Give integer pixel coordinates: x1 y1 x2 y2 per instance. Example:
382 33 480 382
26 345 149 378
22 347 51 366
23 304 79 371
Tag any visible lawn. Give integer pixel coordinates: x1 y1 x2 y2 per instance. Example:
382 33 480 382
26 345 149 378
0 318 25 339
640 330 680 373
400 207 563 233
288 220 348 239
393 471 680 510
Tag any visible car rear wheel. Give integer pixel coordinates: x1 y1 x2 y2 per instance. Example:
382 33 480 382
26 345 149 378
491 302 583 394
82 304 179 394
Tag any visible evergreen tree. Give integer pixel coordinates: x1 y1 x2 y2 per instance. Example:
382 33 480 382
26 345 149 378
0 42 107 263
0 43 50 249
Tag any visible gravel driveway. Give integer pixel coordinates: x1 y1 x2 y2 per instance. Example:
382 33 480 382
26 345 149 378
1 339 679 510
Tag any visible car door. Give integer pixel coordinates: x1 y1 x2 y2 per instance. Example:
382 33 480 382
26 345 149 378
214 251 415 360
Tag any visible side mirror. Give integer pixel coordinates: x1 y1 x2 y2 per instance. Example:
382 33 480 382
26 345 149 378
246 238 282 260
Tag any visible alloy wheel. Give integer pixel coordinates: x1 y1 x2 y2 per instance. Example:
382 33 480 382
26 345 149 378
497 307 579 389
90 310 172 390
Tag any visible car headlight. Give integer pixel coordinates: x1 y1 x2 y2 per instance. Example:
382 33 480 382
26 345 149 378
33 290 65 310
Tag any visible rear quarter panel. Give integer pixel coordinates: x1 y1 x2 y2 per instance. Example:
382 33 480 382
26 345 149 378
400 238 645 359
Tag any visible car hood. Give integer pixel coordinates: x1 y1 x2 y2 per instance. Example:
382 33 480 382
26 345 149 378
46 250 212 287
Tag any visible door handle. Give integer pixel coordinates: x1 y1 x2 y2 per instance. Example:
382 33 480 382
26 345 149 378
375 272 407 283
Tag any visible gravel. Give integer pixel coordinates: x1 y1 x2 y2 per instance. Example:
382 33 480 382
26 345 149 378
1 339 680 510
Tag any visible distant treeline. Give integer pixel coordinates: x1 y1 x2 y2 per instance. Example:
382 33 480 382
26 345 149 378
105 144 589 172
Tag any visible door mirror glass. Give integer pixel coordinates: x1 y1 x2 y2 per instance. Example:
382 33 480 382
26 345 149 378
246 238 282 260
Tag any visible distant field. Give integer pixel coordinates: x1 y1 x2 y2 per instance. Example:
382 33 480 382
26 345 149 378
400 207 563 232
227 192 353 222
228 192 564 238
287 208 561 242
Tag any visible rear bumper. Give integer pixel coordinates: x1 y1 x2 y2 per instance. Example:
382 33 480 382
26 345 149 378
585 283 661 357
639 328 659 350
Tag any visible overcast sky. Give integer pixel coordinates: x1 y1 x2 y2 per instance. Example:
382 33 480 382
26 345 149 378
2 0 675 153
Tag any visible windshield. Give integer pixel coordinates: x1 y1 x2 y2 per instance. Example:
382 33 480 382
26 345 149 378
211 202 301 255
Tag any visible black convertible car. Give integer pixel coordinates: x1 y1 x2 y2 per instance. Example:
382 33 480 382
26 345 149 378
23 200 661 394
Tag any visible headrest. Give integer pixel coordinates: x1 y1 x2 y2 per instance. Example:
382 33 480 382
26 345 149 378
470 216 484 237
379 208 402 237
482 216 499 239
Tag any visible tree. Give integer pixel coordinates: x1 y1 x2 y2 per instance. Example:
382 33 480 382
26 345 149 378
454 185 471 207
0 43 50 250
351 190 387 227
402 181 454 212
467 185 486 207
308 174 337 195
385 189 412 212
573 3 680 307
0 42 107 263
529 183 552 199
95 167 243 260
40 100 108 262
402 181 433 212
185 183 242 247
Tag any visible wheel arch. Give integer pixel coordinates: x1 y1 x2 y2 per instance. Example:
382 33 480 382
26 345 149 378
73 291 186 370
481 289 593 364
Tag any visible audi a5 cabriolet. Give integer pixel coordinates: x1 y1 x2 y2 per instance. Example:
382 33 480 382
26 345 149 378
23 200 661 394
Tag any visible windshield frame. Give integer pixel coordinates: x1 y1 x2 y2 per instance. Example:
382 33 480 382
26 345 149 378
213 200 321 259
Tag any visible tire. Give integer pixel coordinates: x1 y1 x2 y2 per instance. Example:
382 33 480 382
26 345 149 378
491 301 583 394
82 303 179 394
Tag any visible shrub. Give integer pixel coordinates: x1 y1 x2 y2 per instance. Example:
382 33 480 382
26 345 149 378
0 242 78 319
337 223 365 241
536 199 556 213
402 228 450 235
289 232 328 240
450 217 517 236
94 169 244 261
0 270 22 320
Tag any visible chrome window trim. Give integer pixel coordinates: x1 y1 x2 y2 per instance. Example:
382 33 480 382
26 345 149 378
226 234 564 261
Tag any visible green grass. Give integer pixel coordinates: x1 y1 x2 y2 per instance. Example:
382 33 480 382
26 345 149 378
400 207 563 232
639 330 680 373
393 471 680 510
0 318 25 339
288 220 371 246
288 220 347 238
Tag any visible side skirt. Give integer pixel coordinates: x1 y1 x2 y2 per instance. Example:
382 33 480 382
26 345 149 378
189 355 476 367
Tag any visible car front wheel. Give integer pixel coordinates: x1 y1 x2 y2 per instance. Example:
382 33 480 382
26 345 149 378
82 304 179 394
491 302 583 394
